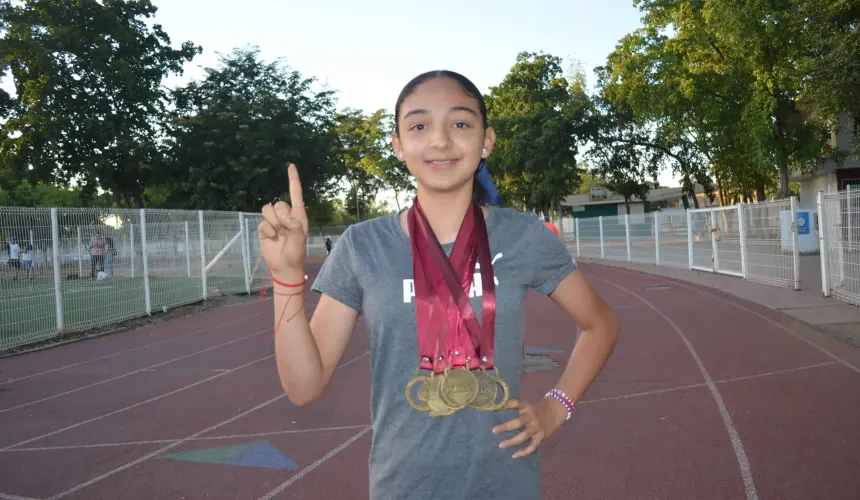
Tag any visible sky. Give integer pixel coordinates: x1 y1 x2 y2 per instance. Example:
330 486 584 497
5 0 681 207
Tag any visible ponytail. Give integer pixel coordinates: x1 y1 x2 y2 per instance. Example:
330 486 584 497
473 160 502 206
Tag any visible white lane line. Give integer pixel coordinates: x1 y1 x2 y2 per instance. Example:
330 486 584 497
43 351 369 500
1 327 270 413
1 309 270 385
257 426 372 500
0 493 40 500
0 353 273 452
579 361 838 405
594 266 860 374
3 424 372 453
591 276 760 500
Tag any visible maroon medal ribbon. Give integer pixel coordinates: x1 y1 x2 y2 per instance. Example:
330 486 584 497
408 200 497 373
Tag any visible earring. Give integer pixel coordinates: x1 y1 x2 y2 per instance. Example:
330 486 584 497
399 153 403 158
482 148 487 155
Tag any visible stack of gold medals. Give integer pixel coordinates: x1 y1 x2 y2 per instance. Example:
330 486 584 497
405 200 509 417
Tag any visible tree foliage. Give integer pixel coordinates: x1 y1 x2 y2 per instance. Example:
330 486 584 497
0 0 200 206
159 46 341 214
485 52 592 214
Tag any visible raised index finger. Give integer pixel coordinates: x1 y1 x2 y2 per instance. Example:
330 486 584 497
287 164 306 219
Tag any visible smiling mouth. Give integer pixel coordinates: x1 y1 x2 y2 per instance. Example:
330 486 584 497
426 160 458 169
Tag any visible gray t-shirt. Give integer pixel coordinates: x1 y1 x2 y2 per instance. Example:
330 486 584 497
312 206 577 500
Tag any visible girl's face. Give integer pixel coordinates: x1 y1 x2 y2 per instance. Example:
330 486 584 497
392 77 495 197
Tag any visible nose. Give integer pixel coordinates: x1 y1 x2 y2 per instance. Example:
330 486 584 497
427 124 453 149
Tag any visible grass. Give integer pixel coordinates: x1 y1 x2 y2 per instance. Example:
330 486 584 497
0 270 254 351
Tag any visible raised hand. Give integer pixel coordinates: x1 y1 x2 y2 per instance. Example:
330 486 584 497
259 164 309 283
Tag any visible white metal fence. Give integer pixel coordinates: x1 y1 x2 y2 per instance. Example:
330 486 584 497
562 198 802 291
3 192 858 351
0 206 344 351
818 188 860 306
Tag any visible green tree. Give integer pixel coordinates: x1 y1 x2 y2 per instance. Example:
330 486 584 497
159 46 341 216
485 51 592 214
601 0 841 200
0 0 200 206
796 0 860 154
332 108 387 205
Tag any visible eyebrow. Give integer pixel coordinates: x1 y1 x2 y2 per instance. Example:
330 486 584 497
403 106 479 120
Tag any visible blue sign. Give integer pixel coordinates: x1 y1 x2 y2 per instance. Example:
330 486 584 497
797 211 810 235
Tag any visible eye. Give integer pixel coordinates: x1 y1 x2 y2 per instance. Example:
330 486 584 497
453 122 470 129
408 123 426 131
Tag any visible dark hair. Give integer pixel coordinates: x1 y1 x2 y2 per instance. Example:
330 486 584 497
394 70 488 133
393 70 491 204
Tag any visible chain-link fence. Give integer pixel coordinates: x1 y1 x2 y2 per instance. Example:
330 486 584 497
562 198 802 290
0 207 346 351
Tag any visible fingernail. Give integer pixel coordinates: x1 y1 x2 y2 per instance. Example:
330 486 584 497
283 215 292 224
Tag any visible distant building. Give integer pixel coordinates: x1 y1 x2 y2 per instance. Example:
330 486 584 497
561 185 722 219
790 112 860 210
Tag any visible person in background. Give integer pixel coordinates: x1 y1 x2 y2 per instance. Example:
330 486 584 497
105 235 116 279
89 232 106 279
21 242 34 280
324 236 333 256
544 215 560 237
8 236 21 281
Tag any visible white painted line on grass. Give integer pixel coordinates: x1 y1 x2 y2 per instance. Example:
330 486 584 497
1 309 270 385
0 327 271 413
591 276 760 500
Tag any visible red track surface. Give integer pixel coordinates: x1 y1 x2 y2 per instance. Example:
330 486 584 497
2 260 860 500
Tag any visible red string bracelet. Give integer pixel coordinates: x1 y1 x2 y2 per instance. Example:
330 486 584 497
270 273 308 288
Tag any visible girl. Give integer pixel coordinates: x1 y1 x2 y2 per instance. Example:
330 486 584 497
258 70 619 500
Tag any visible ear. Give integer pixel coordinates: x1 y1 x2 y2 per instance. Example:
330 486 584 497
391 132 403 161
482 127 496 158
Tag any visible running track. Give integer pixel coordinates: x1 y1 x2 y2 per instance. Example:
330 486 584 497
1 259 859 499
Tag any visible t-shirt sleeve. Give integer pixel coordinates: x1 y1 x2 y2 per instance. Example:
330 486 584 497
528 219 578 295
311 226 363 313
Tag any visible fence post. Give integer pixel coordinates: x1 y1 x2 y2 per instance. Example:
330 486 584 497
599 216 605 259
624 214 632 261
199 210 208 300
76 226 83 277
245 215 253 288
51 208 64 335
575 218 580 257
738 203 748 279
129 223 135 279
239 213 251 295
184 221 191 278
654 212 661 266
817 192 831 297
139 209 152 315
790 196 800 290
710 210 720 273
686 209 694 269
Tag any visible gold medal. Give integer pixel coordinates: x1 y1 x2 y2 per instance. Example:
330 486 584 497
405 373 430 412
426 374 458 417
468 368 498 410
439 366 479 409
479 367 510 411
